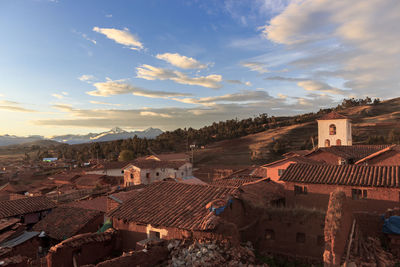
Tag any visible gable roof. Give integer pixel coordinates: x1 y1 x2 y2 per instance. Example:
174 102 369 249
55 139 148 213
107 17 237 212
280 163 400 188
355 145 399 164
209 177 262 188
262 156 322 167
63 196 108 212
317 111 349 120
32 206 103 240
124 159 188 170
307 145 390 162
0 196 56 219
108 182 236 231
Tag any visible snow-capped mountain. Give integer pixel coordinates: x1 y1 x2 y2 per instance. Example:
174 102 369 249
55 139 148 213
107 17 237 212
0 127 163 146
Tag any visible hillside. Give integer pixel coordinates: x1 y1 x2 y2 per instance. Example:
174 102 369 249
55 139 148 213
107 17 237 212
193 97 400 168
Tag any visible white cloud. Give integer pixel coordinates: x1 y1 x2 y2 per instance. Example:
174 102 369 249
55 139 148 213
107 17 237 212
225 80 252 86
297 80 348 95
136 64 222 89
52 93 64 99
241 62 269 73
156 53 207 69
93 27 143 50
261 0 400 97
87 78 192 98
105 14 112 18
89 101 121 106
0 100 37 113
78 74 96 83
140 111 172 118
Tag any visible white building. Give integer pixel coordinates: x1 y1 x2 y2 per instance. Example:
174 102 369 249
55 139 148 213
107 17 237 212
123 160 193 186
317 111 352 148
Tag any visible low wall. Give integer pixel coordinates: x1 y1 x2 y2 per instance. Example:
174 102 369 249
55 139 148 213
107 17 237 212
46 230 117 267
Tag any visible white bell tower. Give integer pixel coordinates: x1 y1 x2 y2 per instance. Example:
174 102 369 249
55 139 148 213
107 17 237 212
317 111 352 148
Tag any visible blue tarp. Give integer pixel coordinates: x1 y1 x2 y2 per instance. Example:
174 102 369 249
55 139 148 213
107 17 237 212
383 216 400 235
209 198 233 215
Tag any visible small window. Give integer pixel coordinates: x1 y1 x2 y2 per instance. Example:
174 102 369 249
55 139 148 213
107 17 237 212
121 170 124 174
294 185 308 195
265 229 275 240
336 139 342 146
156 172 159 176
329 124 336 135
146 173 150 178
149 231 160 239
362 189 367 199
352 189 362 200
130 173 133 179
325 139 330 147
296 232 306 243
278 169 285 176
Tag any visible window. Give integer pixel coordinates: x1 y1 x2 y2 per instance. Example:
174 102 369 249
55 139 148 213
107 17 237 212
146 173 150 178
325 139 330 147
294 185 308 195
278 169 285 176
336 139 342 146
352 189 367 200
130 173 133 179
329 124 336 135
156 172 159 176
149 231 160 239
362 189 367 199
265 229 275 240
296 232 306 243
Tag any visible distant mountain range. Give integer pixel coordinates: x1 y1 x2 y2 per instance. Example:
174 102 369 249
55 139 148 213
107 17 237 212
0 127 163 146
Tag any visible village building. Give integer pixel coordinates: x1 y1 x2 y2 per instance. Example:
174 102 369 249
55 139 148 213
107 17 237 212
262 156 321 183
138 152 190 162
0 196 55 224
317 111 352 147
86 161 129 177
107 182 237 250
32 206 104 243
48 172 81 185
280 163 400 209
123 159 193 186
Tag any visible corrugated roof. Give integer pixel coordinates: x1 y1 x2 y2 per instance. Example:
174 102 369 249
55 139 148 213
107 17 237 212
280 163 400 188
0 196 56 219
32 206 103 240
0 231 39 248
108 182 236 231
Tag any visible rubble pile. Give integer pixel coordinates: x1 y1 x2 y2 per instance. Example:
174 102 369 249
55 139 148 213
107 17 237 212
165 239 268 267
347 229 397 267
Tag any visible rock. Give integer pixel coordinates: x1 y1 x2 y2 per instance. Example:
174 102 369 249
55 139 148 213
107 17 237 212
201 247 208 254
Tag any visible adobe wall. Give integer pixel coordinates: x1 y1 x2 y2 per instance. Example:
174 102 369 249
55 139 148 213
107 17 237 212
323 190 353 267
241 207 326 261
265 161 292 183
112 218 230 251
96 246 168 267
0 237 41 260
284 182 399 212
46 230 117 267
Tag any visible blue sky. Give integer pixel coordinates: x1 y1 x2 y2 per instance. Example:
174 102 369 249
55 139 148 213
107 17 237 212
0 0 399 136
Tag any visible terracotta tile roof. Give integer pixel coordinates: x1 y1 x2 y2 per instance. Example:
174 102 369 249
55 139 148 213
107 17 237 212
283 150 312 158
262 156 322 167
280 163 400 188
63 196 108 212
108 190 142 204
74 174 106 187
0 218 20 232
125 159 188 170
0 196 56 219
209 177 262 188
108 182 236 231
355 145 398 164
317 111 348 120
32 206 103 240
307 145 390 162
48 173 80 182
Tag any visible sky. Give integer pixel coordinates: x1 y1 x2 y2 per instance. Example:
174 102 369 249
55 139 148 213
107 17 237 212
0 0 399 137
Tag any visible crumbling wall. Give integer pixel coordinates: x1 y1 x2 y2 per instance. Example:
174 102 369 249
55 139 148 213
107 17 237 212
323 190 353 267
95 246 168 267
0 237 40 260
46 229 117 267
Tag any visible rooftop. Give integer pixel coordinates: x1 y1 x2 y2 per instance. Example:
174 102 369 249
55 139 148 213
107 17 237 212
108 182 236 231
317 111 349 120
32 206 103 240
0 196 56 219
209 177 262 188
280 163 400 188
124 159 188 170
308 145 390 162
63 196 108 212
262 156 322 167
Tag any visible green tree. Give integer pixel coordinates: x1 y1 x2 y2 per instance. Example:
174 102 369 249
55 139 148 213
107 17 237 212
118 150 135 161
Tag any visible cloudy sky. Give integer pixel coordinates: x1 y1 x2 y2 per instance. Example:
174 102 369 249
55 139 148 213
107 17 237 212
1 0 399 136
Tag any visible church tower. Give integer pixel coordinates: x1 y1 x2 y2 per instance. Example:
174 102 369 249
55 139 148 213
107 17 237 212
317 111 352 148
